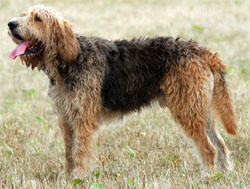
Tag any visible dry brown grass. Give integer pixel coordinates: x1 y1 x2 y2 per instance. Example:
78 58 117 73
0 0 250 188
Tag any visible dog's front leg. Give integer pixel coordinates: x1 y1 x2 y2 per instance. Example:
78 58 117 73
58 117 74 177
72 117 97 177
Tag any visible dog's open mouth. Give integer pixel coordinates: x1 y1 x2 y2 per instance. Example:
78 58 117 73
9 35 42 60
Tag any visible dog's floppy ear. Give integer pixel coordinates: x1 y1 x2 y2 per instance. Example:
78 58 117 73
55 19 80 63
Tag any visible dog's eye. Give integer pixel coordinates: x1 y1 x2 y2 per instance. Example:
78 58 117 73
34 15 42 22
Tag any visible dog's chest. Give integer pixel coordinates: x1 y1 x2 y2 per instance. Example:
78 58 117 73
48 83 79 121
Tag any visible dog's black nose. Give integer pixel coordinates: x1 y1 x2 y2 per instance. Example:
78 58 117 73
8 21 19 30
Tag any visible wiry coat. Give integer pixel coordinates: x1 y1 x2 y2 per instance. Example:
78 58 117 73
59 36 200 113
8 6 237 177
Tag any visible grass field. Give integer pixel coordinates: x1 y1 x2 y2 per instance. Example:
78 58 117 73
0 0 250 188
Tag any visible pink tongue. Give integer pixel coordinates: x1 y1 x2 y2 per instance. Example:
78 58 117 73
9 41 30 60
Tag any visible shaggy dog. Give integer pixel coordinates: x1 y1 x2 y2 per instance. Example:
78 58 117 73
8 6 237 176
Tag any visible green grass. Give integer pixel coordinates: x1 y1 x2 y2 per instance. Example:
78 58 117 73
1 0 250 188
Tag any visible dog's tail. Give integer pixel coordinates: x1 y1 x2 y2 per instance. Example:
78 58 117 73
201 50 237 135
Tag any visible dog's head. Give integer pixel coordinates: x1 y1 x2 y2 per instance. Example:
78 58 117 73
8 5 80 69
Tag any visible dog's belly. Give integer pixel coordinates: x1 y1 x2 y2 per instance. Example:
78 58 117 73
101 78 164 113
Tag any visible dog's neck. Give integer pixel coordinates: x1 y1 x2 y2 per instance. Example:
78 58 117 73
42 57 65 86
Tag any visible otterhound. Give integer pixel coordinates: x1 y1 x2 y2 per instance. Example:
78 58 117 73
8 6 237 176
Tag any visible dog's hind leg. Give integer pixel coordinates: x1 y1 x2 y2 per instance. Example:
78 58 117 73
169 105 217 170
161 58 217 170
206 115 232 171
205 71 232 171
173 112 216 170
